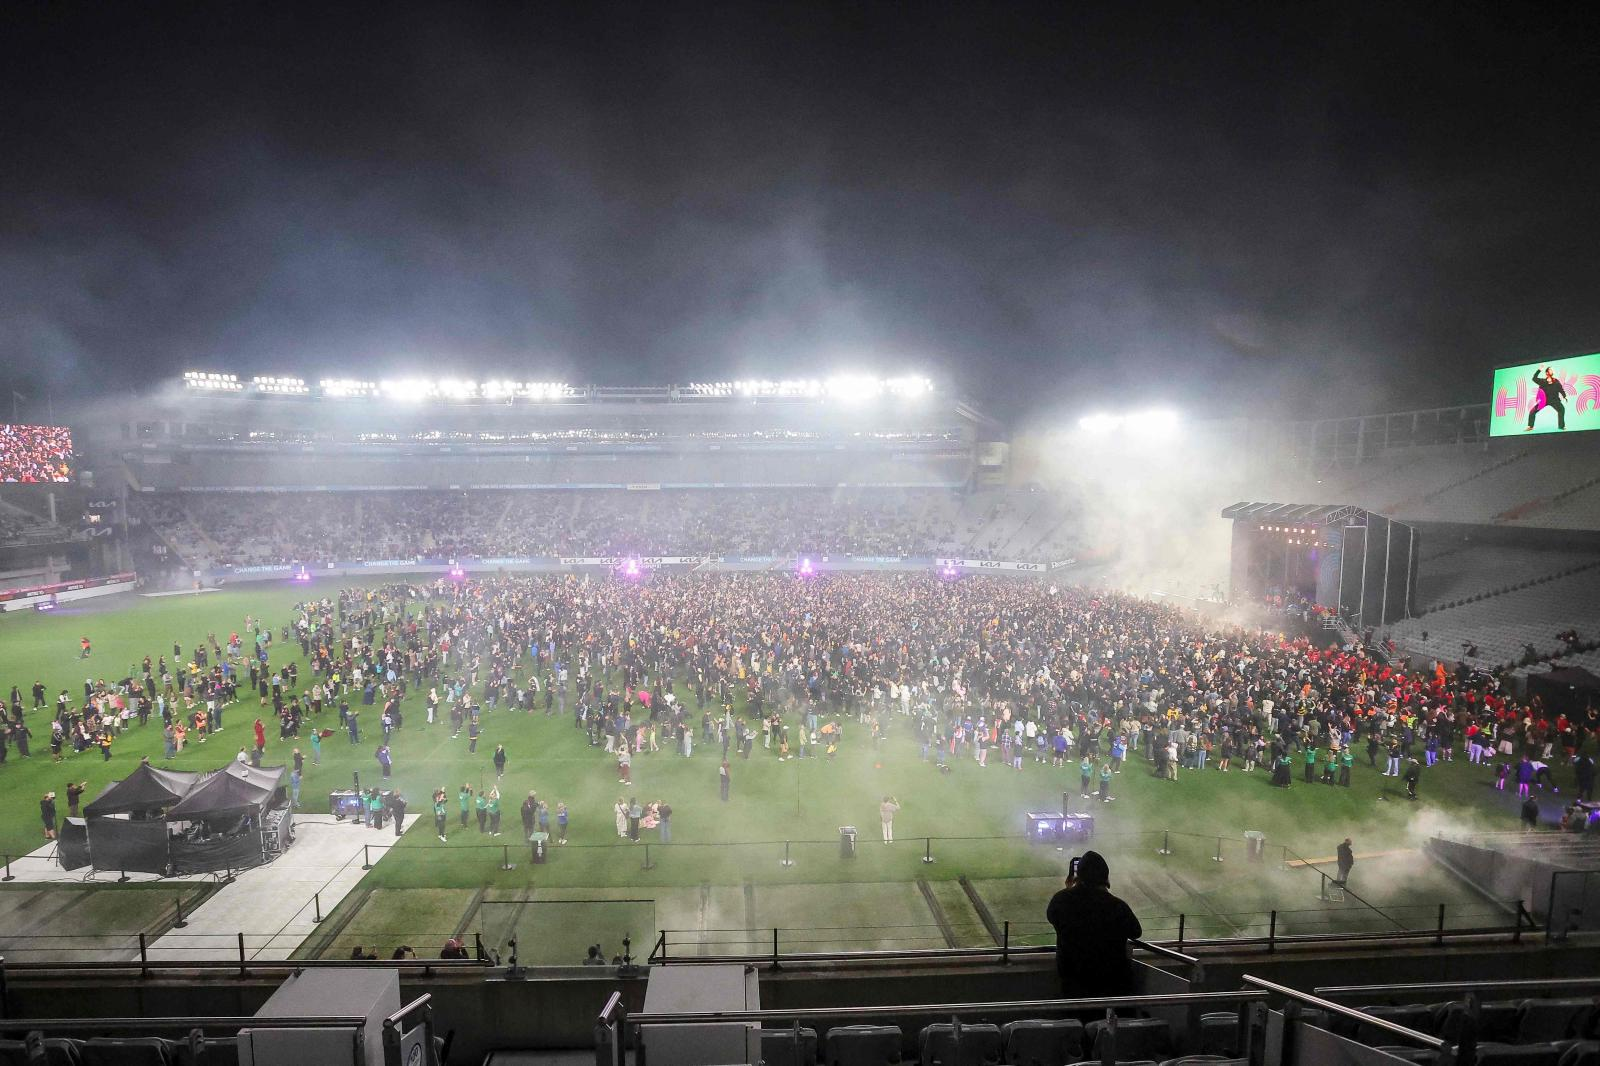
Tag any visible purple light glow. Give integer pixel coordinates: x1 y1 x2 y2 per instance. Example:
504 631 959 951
798 556 815 576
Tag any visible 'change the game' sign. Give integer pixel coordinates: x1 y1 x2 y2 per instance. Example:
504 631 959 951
1491 353 1600 436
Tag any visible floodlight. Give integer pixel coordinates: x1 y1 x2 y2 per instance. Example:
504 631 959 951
1078 413 1122 433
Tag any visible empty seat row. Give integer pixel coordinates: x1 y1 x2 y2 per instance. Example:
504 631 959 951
760 1016 1187 1066
1339 999 1600 1047
0 1033 238 1066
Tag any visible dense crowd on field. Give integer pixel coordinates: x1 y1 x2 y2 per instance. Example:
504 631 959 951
134 489 1069 568
289 574 1599 817
9 573 1599 844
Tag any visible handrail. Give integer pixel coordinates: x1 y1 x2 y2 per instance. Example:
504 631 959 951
382 993 433 1030
597 991 625 1025
1315 977 1600 998
0 1015 369 1032
625 990 1269 1026
1243 975 1447 1050
1130 938 1199 967
0 958 489 973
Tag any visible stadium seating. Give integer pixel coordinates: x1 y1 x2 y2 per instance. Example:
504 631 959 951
1000 1018 1084 1065
762 1026 821 1066
917 1022 1002 1066
825 1025 904 1066
1087 1018 1173 1062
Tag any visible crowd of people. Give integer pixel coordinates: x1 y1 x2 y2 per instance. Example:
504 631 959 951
0 423 73 483
12 570 1600 857
134 488 1077 568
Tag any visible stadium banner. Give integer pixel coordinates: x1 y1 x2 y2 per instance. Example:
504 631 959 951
936 558 1045 572
1491 353 1600 436
0 572 137 612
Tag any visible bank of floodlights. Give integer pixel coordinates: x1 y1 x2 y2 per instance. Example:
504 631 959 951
684 375 933 401
252 376 309 395
183 371 243 391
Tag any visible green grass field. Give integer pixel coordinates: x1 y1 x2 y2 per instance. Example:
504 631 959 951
0 579 1548 960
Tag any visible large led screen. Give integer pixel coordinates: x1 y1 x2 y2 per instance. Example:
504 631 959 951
1491 354 1600 436
0 424 75 483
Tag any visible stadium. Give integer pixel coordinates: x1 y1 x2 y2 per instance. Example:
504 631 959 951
6 4 1600 1066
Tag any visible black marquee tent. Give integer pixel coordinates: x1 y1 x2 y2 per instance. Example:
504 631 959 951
60 761 293 875
1527 666 1600 717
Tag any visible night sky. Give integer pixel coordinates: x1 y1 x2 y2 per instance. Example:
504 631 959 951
4 2 1599 424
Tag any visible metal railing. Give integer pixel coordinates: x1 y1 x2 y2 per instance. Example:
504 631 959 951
607 990 1272 1066
1243 975 1451 1052
1314 977 1600 998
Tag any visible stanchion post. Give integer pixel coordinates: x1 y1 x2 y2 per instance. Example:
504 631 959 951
1 855 13 882
1268 910 1277 953
1437 903 1446 946
312 892 323 924
780 840 795 868
118 868 130 884
500 844 514 871
362 844 372 870
139 933 149 979
1212 836 1223 863
1002 921 1010 965
772 928 781 971
1158 830 1171 856
238 932 247 976
1177 914 1185 952
922 837 935 864
173 895 188 929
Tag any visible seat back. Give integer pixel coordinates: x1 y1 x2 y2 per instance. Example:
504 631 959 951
762 1027 821 1066
1478 1042 1569 1066
1087 1019 1173 1063
1521 1001 1600 1043
1371 1049 1437 1066
826 1025 904 1066
1353 1006 1434 1046
1557 1040 1600 1066
1002 1019 1084 1066
0 1035 83 1066
919 1023 1002 1066
81 1038 176 1066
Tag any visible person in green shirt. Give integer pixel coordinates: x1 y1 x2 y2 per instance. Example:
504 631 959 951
1322 750 1338 784
367 789 385 830
1304 746 1318 784
458 785 473 828
1079 756 1094 797
1338 749 1354 787
433 790 448 842
1098 763 1113 803
309 730 321 766
475 789 489 833
487 787 502 836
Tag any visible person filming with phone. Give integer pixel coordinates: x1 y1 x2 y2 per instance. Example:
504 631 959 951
1046 850 1143 1000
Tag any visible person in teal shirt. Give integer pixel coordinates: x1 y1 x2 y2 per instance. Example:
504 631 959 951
433 792 448 842
1079 756 1094 797
367 789 385 829
1098 763 1113 803
1338 749 1354 787
1304 746 1318 784
309 730 321 765
458 785 472 828
486 788 502 836
475 789 488 833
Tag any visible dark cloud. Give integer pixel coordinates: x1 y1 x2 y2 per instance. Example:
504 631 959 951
3 2 1599 422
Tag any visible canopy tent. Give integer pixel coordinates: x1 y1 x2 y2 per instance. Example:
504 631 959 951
166 762 285 821
83 763 204 817
75 760 292 876
1527 666 1600 716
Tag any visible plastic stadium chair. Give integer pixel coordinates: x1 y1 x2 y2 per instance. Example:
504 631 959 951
1197 1014 1242 1056
1557 1040 1600 1066
919 1023 1002 1066
1520 1001 1600 1043
1372 1048 1438 1066
1001 1019 1084 1065
1476 1042 1569 1066
1433 1001 1525 1044
1086 1019 1173 1063
1160 1057 1248 1066
825 1025 904 1066
762 1026 820 1066
1065 1059 1157 1066
80 1039 178 1066
0 1034 83 1066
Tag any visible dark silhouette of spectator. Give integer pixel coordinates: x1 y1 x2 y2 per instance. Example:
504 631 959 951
1045 850 1142 1000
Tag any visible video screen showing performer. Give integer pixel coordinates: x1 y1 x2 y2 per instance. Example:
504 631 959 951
0 424 74 483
